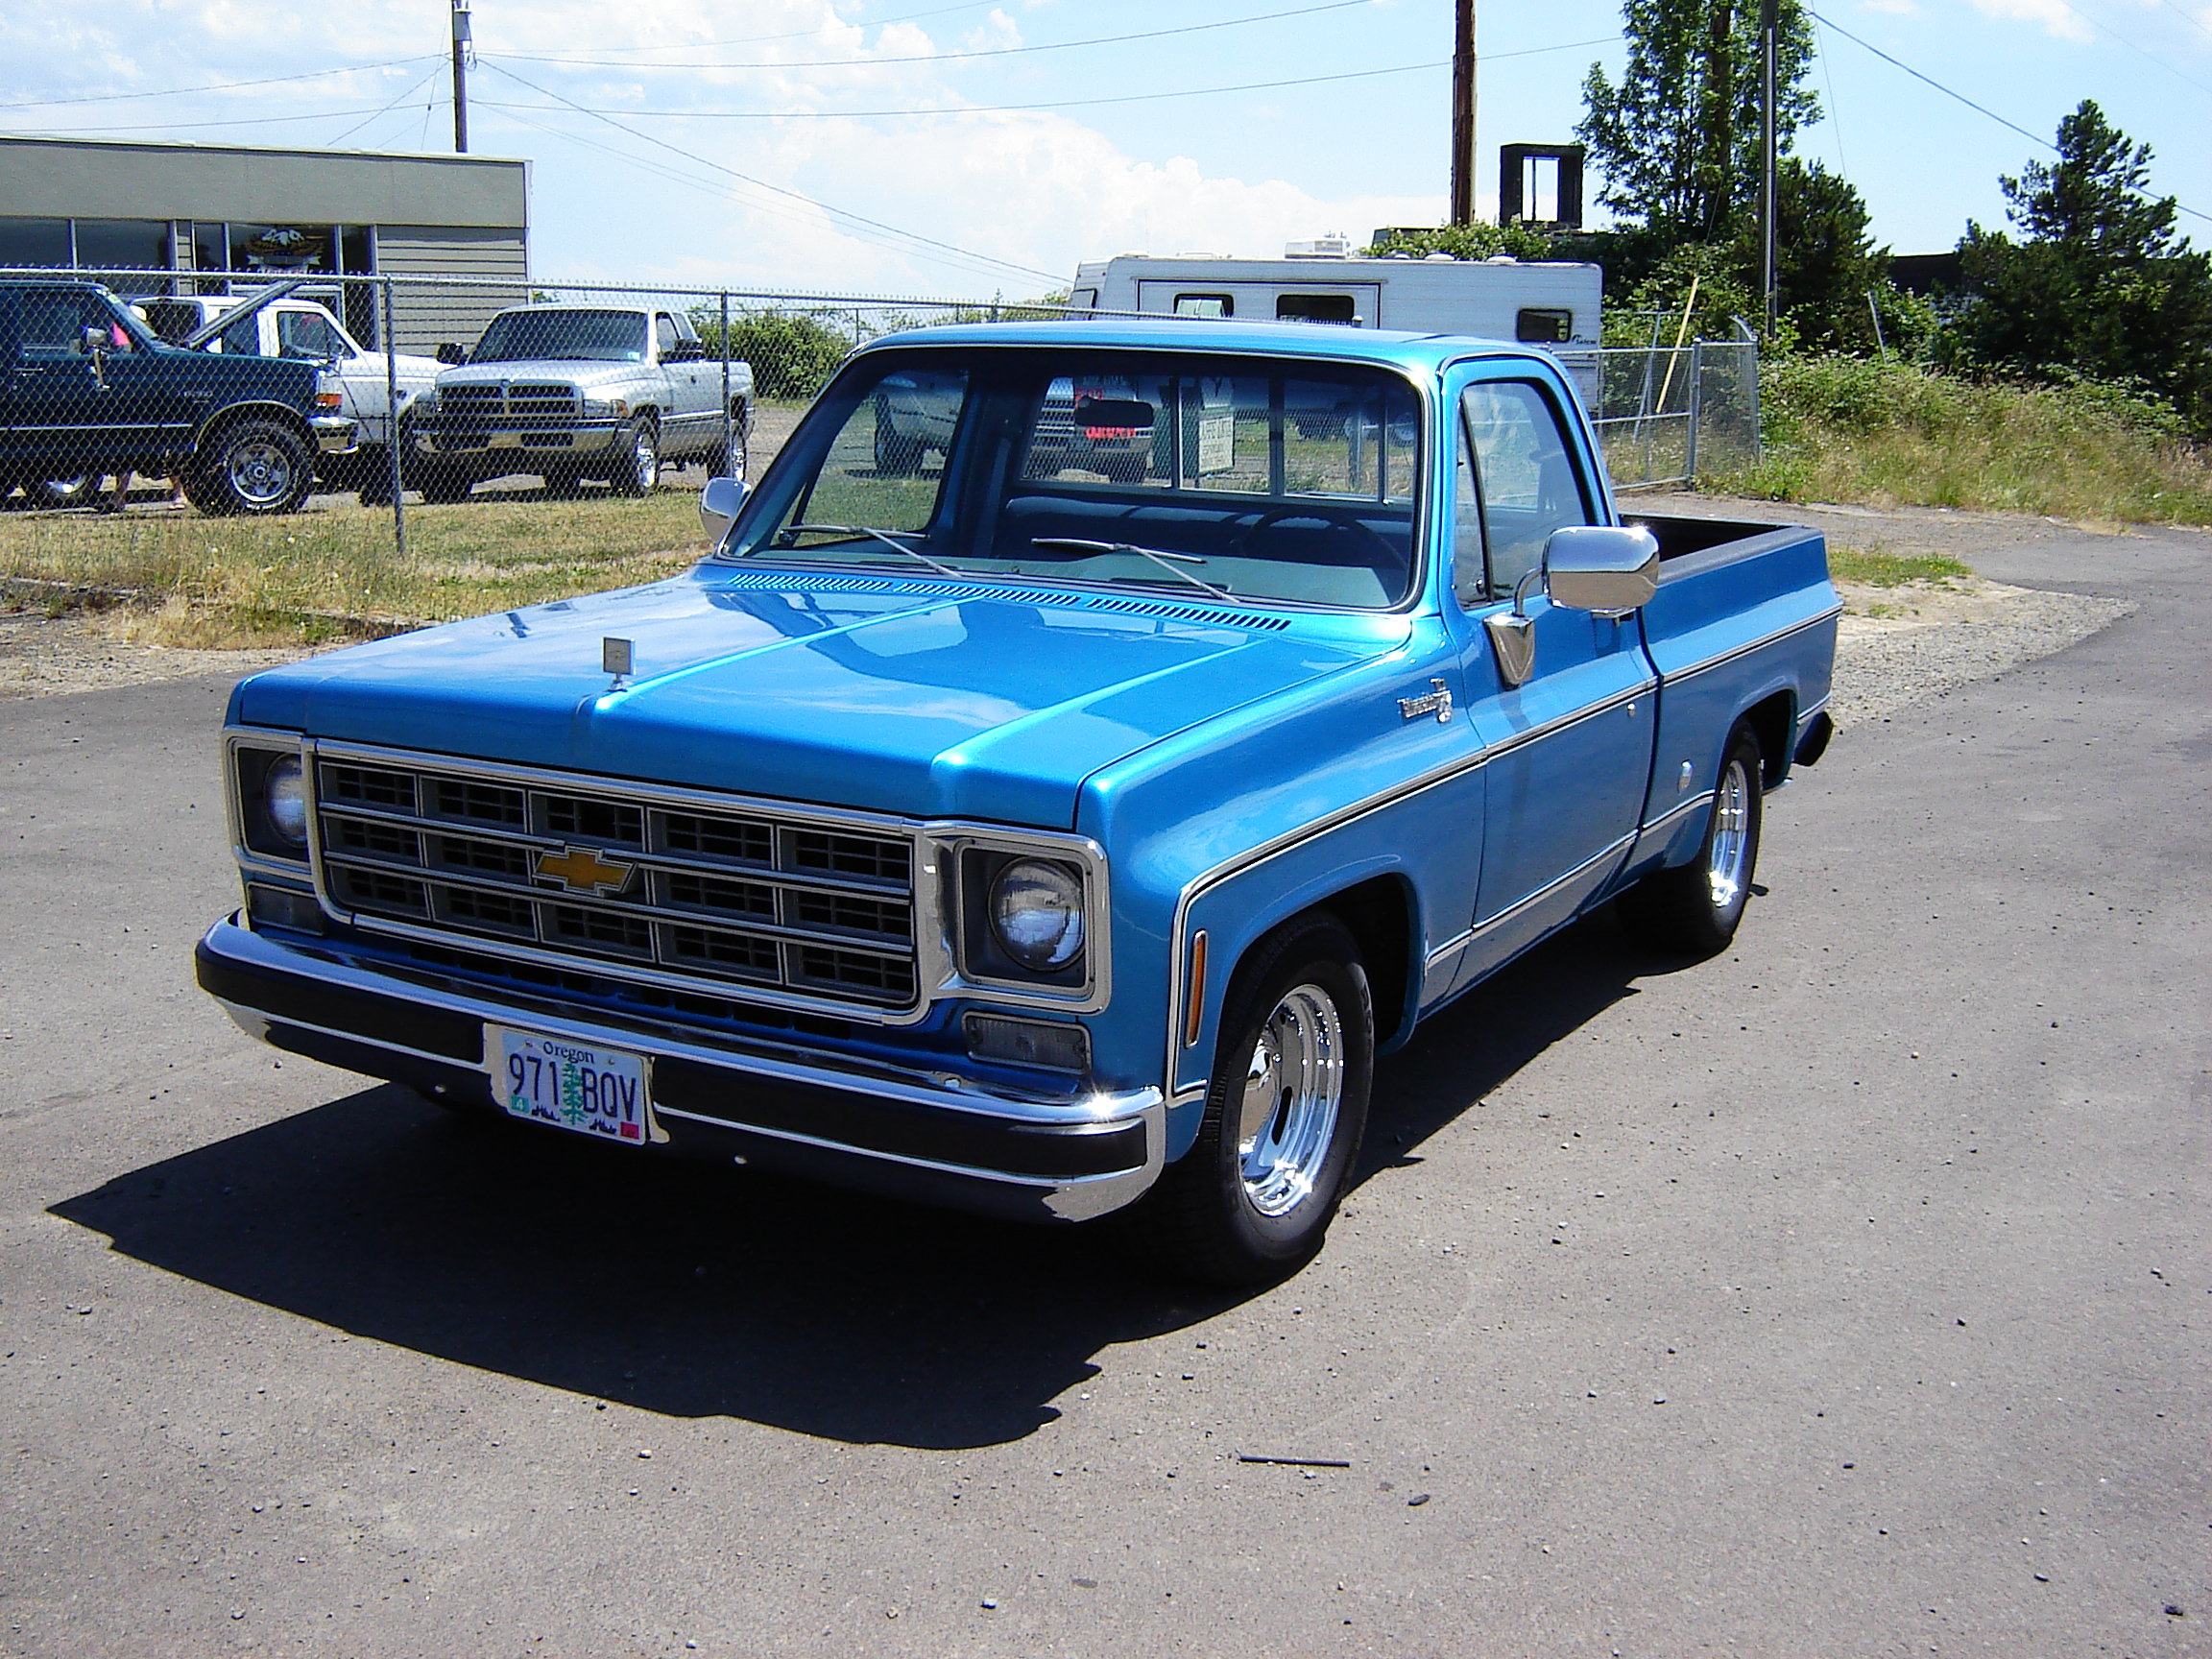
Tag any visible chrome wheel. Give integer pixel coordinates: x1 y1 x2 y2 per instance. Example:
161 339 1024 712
630 424 660 492
1236 983 1346 1218
1706 756 1753 911
226 438 297 509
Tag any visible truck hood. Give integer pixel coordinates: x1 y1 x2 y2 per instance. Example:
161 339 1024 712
231 568 1383 828
437 360 654 391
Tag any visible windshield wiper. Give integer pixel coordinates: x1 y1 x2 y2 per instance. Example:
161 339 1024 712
1027 537 1247 606
781 523 963 578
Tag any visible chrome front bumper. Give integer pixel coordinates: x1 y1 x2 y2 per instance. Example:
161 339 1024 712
195 917 1164 1224
310 417 360 455
414 422 622 457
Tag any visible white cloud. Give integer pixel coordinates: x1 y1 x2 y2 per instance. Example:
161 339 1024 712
1958 0 2094 41
0 0 1450 298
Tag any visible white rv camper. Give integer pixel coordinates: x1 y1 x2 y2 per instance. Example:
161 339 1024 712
1071 248 1602 402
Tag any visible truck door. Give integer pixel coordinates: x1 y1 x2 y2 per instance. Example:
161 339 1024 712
1445 369 1655 987
0 286 132 480
655 311 709 452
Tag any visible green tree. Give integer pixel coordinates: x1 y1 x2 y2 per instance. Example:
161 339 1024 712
1577 0 1818 242
1361 222 1557 260
1955 100 2212 436
690 306 854 400
1756 157 1890 349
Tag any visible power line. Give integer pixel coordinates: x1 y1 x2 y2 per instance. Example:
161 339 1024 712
327 63 447 148
1809 9 2211 226
483 95 1050 290
2039 0 2212 101
6 107 415 136
471 36 1612 123
497 0 1375 72
0 58 440 112
2148 0 2212 44
480 60 1065 286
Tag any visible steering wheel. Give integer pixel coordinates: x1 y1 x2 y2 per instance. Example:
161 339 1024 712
1235 505 1401 571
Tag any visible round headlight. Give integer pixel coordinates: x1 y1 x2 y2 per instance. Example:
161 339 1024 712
263 755 309 848
988 858 1085 972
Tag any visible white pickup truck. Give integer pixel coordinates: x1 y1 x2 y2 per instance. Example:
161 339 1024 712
135 284 442 504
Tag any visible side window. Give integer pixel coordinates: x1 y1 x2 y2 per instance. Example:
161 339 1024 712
14 290 115 362
220 313 262 357
1173 293 1233 318
654 313 679 357
1452 432 1486 607
1460 379 1595 599
276 311 345 359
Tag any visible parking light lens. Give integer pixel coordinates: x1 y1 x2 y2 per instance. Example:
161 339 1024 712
989 858 1085 972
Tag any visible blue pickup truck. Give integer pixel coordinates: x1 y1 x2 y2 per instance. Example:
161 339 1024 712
196 320 1838 1285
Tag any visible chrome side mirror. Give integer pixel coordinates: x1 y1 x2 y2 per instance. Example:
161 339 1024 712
698 474 749 542
1484 568 1541 688
1543 524 1660 613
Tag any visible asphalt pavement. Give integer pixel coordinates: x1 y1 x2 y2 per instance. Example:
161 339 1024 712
0 517 2204 1657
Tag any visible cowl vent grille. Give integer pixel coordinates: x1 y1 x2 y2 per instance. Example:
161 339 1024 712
706 569 1289 632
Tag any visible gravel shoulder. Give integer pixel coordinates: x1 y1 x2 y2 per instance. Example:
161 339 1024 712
1 493 2141 709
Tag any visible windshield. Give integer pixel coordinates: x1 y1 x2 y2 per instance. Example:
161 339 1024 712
471 309 647 364
724 347 1422 610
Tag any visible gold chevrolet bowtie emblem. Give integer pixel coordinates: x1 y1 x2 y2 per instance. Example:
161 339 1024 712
535 845 636 895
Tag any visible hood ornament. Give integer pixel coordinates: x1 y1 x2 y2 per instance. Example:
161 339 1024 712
602 637 634 689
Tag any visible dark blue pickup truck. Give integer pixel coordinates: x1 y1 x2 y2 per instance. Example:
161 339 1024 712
1 278 357 514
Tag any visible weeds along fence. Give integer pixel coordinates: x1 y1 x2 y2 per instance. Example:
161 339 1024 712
0 267 1756 635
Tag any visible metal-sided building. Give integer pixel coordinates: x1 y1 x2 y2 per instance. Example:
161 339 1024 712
0 135 529 352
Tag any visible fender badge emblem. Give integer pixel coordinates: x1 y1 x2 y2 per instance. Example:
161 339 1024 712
537 845 636 895
1398 677 1454 724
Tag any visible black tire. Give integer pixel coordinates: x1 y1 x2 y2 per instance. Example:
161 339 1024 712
185 419 313 517
354 451 398 506
721 399 751 479
1100 452 1147 484
541 463 588 498
1618 720 1765 955
1122 913 1373 1286
415 464 475 504
610 417 661 496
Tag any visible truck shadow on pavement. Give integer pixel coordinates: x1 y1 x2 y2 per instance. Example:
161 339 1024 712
53 913 1661 1451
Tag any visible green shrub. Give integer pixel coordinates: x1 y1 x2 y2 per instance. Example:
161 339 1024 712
690 308 854 400
1713 353 2212 523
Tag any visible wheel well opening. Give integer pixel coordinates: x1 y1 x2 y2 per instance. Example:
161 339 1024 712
1743 690 1796 787
1319 876 1414 1041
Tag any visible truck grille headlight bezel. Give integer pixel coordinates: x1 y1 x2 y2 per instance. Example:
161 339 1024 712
232 742 311 862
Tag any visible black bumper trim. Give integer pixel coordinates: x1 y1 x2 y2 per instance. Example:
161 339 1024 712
197 932 1142 1183
652 1058 1144 1181
198 938 484 1063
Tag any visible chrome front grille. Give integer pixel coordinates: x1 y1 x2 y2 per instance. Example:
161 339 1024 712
313 755 919 1009
439 382 580 421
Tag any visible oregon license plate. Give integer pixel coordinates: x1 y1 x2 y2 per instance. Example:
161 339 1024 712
493 1027 650 1144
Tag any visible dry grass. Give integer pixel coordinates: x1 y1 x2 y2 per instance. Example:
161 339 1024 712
0 486 713 648
1712 356 2212 526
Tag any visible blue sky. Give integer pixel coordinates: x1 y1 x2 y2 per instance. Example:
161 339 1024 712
1 0 2205 297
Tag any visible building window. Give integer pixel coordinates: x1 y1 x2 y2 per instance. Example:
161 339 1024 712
0 218 72 268
226 224 339 274
72 220 174 291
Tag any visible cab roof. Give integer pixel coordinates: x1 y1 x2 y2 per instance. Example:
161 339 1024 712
855 318 1549 376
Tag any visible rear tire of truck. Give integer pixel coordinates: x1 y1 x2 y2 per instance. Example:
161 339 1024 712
611 418 660 496
1617 721 1764 956
541 464 587 498
185 419 312 517
1120 914 1373 1287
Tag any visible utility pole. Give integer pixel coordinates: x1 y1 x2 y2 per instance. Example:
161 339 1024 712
1450 0 1477 224
450 0 472 154
1758 0 1778 330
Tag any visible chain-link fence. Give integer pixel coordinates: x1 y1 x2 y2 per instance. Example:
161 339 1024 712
1572 334 1763 492
0 266 1757 633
